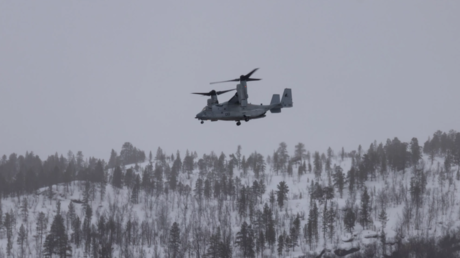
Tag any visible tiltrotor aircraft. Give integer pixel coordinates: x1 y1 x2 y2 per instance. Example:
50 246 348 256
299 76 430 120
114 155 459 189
193 68 293 126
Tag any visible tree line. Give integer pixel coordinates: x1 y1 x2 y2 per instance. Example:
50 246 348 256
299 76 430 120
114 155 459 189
1 130 460 257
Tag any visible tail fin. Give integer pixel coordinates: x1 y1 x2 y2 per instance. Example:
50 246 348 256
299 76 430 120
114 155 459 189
270 94 281 113
281 88 293 107
270 94 280 105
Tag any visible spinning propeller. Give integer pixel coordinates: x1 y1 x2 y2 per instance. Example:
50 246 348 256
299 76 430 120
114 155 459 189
210 68 261 85
192 89 235 96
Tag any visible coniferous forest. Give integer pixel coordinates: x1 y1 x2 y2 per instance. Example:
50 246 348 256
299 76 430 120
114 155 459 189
1 130 460 257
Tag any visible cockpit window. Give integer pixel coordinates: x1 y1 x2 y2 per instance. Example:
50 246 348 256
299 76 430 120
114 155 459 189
202 107 207 111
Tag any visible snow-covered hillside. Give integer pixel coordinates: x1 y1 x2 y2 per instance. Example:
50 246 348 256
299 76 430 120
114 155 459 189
1 133 460 258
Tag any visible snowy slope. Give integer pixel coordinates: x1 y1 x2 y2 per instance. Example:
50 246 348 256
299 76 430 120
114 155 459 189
0 152 459 258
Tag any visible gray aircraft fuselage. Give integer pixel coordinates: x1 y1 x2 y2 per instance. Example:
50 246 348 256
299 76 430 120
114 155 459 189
196 102 273 122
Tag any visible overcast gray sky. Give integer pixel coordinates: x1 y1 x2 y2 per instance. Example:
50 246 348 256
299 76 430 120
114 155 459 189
1 1 459 160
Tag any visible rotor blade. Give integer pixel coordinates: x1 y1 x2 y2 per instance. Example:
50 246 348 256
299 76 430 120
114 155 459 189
192 92 211 96
216 89 235 95
192 89 234 96
210 78 239 85
246 78 261 82
210 68 261 84
244 68 259 79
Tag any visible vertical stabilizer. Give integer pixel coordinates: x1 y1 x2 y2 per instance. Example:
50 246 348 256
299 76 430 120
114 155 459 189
270 94 281 113
270 94 280 105
281 88 293 107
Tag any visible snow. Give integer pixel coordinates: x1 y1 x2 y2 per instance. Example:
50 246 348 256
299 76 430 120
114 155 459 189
0 152 459 257
361 230 378 239
341 233 353 242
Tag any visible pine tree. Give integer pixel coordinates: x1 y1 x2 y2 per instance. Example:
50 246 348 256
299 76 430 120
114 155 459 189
236 145 242 169
269 190 276 209
220 231 233 258
235 222 255 258
327 201 335 244
304 218 312 249
347 166 356 195
380 227 387 256
322 201 328 243
0 197 2 228
379 208 388 230
288 227 297 251
292 214 301 248
36 212 48 258
276 181 289 208
298 163 304 178
108 149 118 168
124 168 134 189
99 240 113 258
360 187 371 229
256 231 265 255
169 168 178 191
17 224 27 258
131 174 141 204
266 219 276 249
240 155 248 176
207 228 221 258
294 142 306 165
277 234 284 256
258 179 266 200
194 178 203 200
21 197 28 223
50 212 72 257
287 162 293 177
154 164 164 196
48 184 54 204
96 161 106 201
276 142 289 173
83 205 92 252
43 234 55 258
141 164 153 194
410 137 422 165
325 157 332 179
91 234 100 258
285 234 291 254
213 180 221 198
169 222 181 258
344 208 356 234
204 178 212 199
112 166 123 189
4 212 13 257
313 152 322 178
82 181 91 210
238 186 247 218
305 202 318 249
312 202 319 245
72 216 82 247
333 165 345 198
67 202 75 230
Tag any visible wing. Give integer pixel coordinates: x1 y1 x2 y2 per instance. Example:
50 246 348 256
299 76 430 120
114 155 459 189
228 93 240 105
